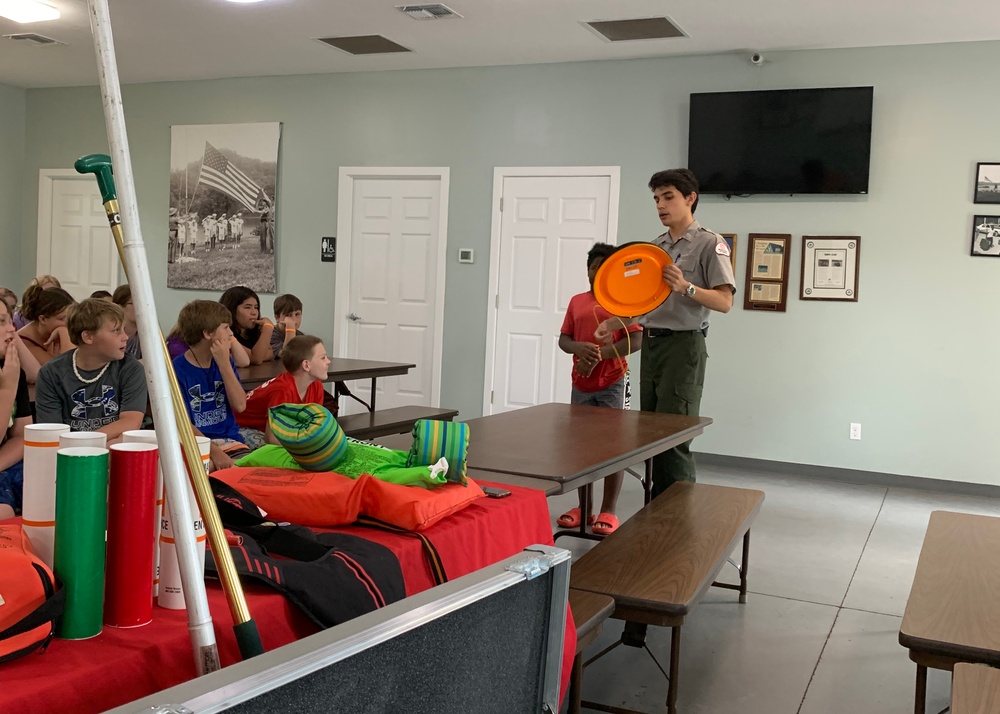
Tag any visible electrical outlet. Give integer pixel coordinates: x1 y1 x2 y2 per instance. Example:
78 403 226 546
850 423 861 440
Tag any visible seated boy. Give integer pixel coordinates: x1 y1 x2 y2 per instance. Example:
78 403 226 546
236 335 330 449
269 293 303 359
35 299 147 441
0 298 31 520
172 300 250 471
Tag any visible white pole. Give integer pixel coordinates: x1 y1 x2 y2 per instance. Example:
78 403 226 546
85 0 219 673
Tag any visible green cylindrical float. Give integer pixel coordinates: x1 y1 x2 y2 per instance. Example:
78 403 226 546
54 446 110 640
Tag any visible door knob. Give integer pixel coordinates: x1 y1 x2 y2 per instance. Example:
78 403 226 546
347 313 361 322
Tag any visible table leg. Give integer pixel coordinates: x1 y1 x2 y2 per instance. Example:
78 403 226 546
369 377 377 414
568 655 583 714
739 530 751 604
667 626 681 714
643 458 653 505
581 483 593 537
914 664 927 714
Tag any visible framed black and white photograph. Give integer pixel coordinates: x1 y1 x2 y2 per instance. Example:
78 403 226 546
974 163 1000 204
800 236 860 301
971 216 1000 257
167 122 281 292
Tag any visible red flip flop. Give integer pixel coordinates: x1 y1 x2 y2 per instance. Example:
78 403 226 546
592 513 620 535
557 508 596 528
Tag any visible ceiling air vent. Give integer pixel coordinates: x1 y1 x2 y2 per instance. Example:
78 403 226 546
3 32 64 45
585 17 686 42
316 35 412 55
396 4 462 20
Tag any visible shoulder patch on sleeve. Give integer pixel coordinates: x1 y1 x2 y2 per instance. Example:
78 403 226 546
715 241 731 257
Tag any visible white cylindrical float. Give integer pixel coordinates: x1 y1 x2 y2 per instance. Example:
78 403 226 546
157 436 210 610
21 423 72 568
59 431 108 450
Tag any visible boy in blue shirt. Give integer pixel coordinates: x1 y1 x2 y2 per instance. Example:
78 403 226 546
172 300 249 471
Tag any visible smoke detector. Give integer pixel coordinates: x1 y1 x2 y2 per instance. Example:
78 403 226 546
3 32 63 45
396 4 462 20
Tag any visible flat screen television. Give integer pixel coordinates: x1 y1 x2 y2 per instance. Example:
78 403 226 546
687 86 874 196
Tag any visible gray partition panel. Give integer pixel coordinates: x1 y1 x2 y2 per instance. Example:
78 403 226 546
112 545 570 714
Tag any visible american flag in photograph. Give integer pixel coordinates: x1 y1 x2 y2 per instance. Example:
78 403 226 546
198 142 270 212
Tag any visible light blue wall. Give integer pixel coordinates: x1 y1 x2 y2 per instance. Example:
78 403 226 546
0 81 26 289
17 40 1000 484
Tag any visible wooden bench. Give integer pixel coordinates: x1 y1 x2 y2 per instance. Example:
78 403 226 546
338 405 459 440
570 482 765 714
953 664 1000 713
567 588 616 714
899 511 1000 714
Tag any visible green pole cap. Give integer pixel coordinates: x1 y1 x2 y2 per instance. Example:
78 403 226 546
74 154 117 203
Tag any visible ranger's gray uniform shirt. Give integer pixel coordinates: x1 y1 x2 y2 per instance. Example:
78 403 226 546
640 220 737 331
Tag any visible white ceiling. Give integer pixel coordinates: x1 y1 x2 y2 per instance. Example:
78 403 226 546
2 0 1000 88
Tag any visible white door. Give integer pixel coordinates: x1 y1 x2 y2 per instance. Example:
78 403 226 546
37 173 120 301
486 173 617 414
336 173 448 413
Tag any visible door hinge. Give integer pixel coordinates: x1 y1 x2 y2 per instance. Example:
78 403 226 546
499 196 503 212
490 390 494 404
495 294 499 309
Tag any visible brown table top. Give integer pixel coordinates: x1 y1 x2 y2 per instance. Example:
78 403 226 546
463 403 711 486
899 511 1000 667
570 482 764 620
238 358 415 388
370 434 560 496
953 664 1000 713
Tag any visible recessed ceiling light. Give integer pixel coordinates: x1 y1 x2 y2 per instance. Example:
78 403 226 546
224 0 267 3
0 0 60 23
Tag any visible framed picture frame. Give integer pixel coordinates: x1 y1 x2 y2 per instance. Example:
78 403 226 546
974 163 1000 204
743 233 790 312
971 215 1000 257
721 233 737 273
800 236 860 301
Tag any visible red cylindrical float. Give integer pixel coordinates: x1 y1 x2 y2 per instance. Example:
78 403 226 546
104 442 158 628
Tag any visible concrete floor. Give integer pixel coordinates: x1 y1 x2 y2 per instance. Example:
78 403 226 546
551 462 1000 713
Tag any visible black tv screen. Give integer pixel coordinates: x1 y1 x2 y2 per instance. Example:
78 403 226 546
688 86 874 195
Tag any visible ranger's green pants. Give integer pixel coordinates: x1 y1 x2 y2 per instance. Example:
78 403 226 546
640 331 708 498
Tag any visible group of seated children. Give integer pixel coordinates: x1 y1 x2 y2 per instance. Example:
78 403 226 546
0 283 329 522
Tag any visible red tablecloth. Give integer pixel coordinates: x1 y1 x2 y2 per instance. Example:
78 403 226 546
1 480 576 714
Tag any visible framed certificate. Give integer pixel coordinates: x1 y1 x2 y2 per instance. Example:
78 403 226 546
800 236 860 301
743 233 790 312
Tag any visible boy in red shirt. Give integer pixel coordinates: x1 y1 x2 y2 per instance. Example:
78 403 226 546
557 243 643 535
235 335 331 448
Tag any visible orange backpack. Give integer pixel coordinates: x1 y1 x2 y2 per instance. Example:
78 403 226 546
0 524 64 664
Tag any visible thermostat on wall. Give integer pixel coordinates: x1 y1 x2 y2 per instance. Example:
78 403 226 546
458 248 474 264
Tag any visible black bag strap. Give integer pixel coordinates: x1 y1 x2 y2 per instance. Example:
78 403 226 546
0 578 65 642
355 516 448 586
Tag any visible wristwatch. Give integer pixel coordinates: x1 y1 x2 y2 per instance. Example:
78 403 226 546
684 284 697 298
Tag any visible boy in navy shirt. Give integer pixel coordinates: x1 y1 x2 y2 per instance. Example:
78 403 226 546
172 300 249 471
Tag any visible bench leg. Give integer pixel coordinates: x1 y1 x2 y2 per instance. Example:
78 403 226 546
568 654 583 714
666 626 681 714
914 664 927 714
739 529 751 605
